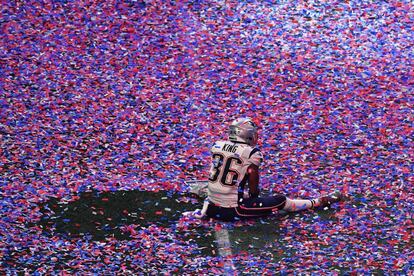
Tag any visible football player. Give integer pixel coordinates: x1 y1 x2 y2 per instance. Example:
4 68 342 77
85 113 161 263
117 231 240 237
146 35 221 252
187 118 343 221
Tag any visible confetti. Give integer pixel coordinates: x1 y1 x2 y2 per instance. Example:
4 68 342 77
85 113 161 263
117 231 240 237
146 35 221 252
1 0 413 274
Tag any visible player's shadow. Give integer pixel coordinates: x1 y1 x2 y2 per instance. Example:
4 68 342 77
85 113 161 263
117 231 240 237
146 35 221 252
38 189 200 240
37 189 340 261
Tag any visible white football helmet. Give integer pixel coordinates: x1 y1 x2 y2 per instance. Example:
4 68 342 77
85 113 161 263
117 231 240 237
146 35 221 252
228 118 258 146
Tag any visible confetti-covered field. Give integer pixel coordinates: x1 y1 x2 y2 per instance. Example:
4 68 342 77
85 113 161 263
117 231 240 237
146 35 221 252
1 0 413 274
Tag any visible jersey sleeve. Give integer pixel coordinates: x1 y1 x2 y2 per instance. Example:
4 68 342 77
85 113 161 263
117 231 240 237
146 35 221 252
210 143 215 153
210 141 222 153
246 148 263 167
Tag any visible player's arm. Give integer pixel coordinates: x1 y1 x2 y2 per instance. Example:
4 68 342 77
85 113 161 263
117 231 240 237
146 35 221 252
247 164 260 198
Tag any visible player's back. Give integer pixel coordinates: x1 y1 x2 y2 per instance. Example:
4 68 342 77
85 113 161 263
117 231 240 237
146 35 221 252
207 140 261 207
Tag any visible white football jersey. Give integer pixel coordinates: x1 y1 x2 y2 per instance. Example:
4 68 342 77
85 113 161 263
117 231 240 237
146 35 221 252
207 140 263 207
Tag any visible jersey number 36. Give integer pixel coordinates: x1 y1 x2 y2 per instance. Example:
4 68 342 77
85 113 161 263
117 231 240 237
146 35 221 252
208 153 243 186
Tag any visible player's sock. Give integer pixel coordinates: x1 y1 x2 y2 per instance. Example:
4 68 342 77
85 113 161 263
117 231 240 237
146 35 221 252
282 198 319 212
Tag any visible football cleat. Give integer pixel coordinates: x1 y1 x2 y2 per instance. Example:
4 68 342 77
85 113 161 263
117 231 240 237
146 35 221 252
318 190 343 208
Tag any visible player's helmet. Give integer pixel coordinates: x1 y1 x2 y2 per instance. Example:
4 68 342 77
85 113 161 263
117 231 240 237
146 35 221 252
228 118 258 146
